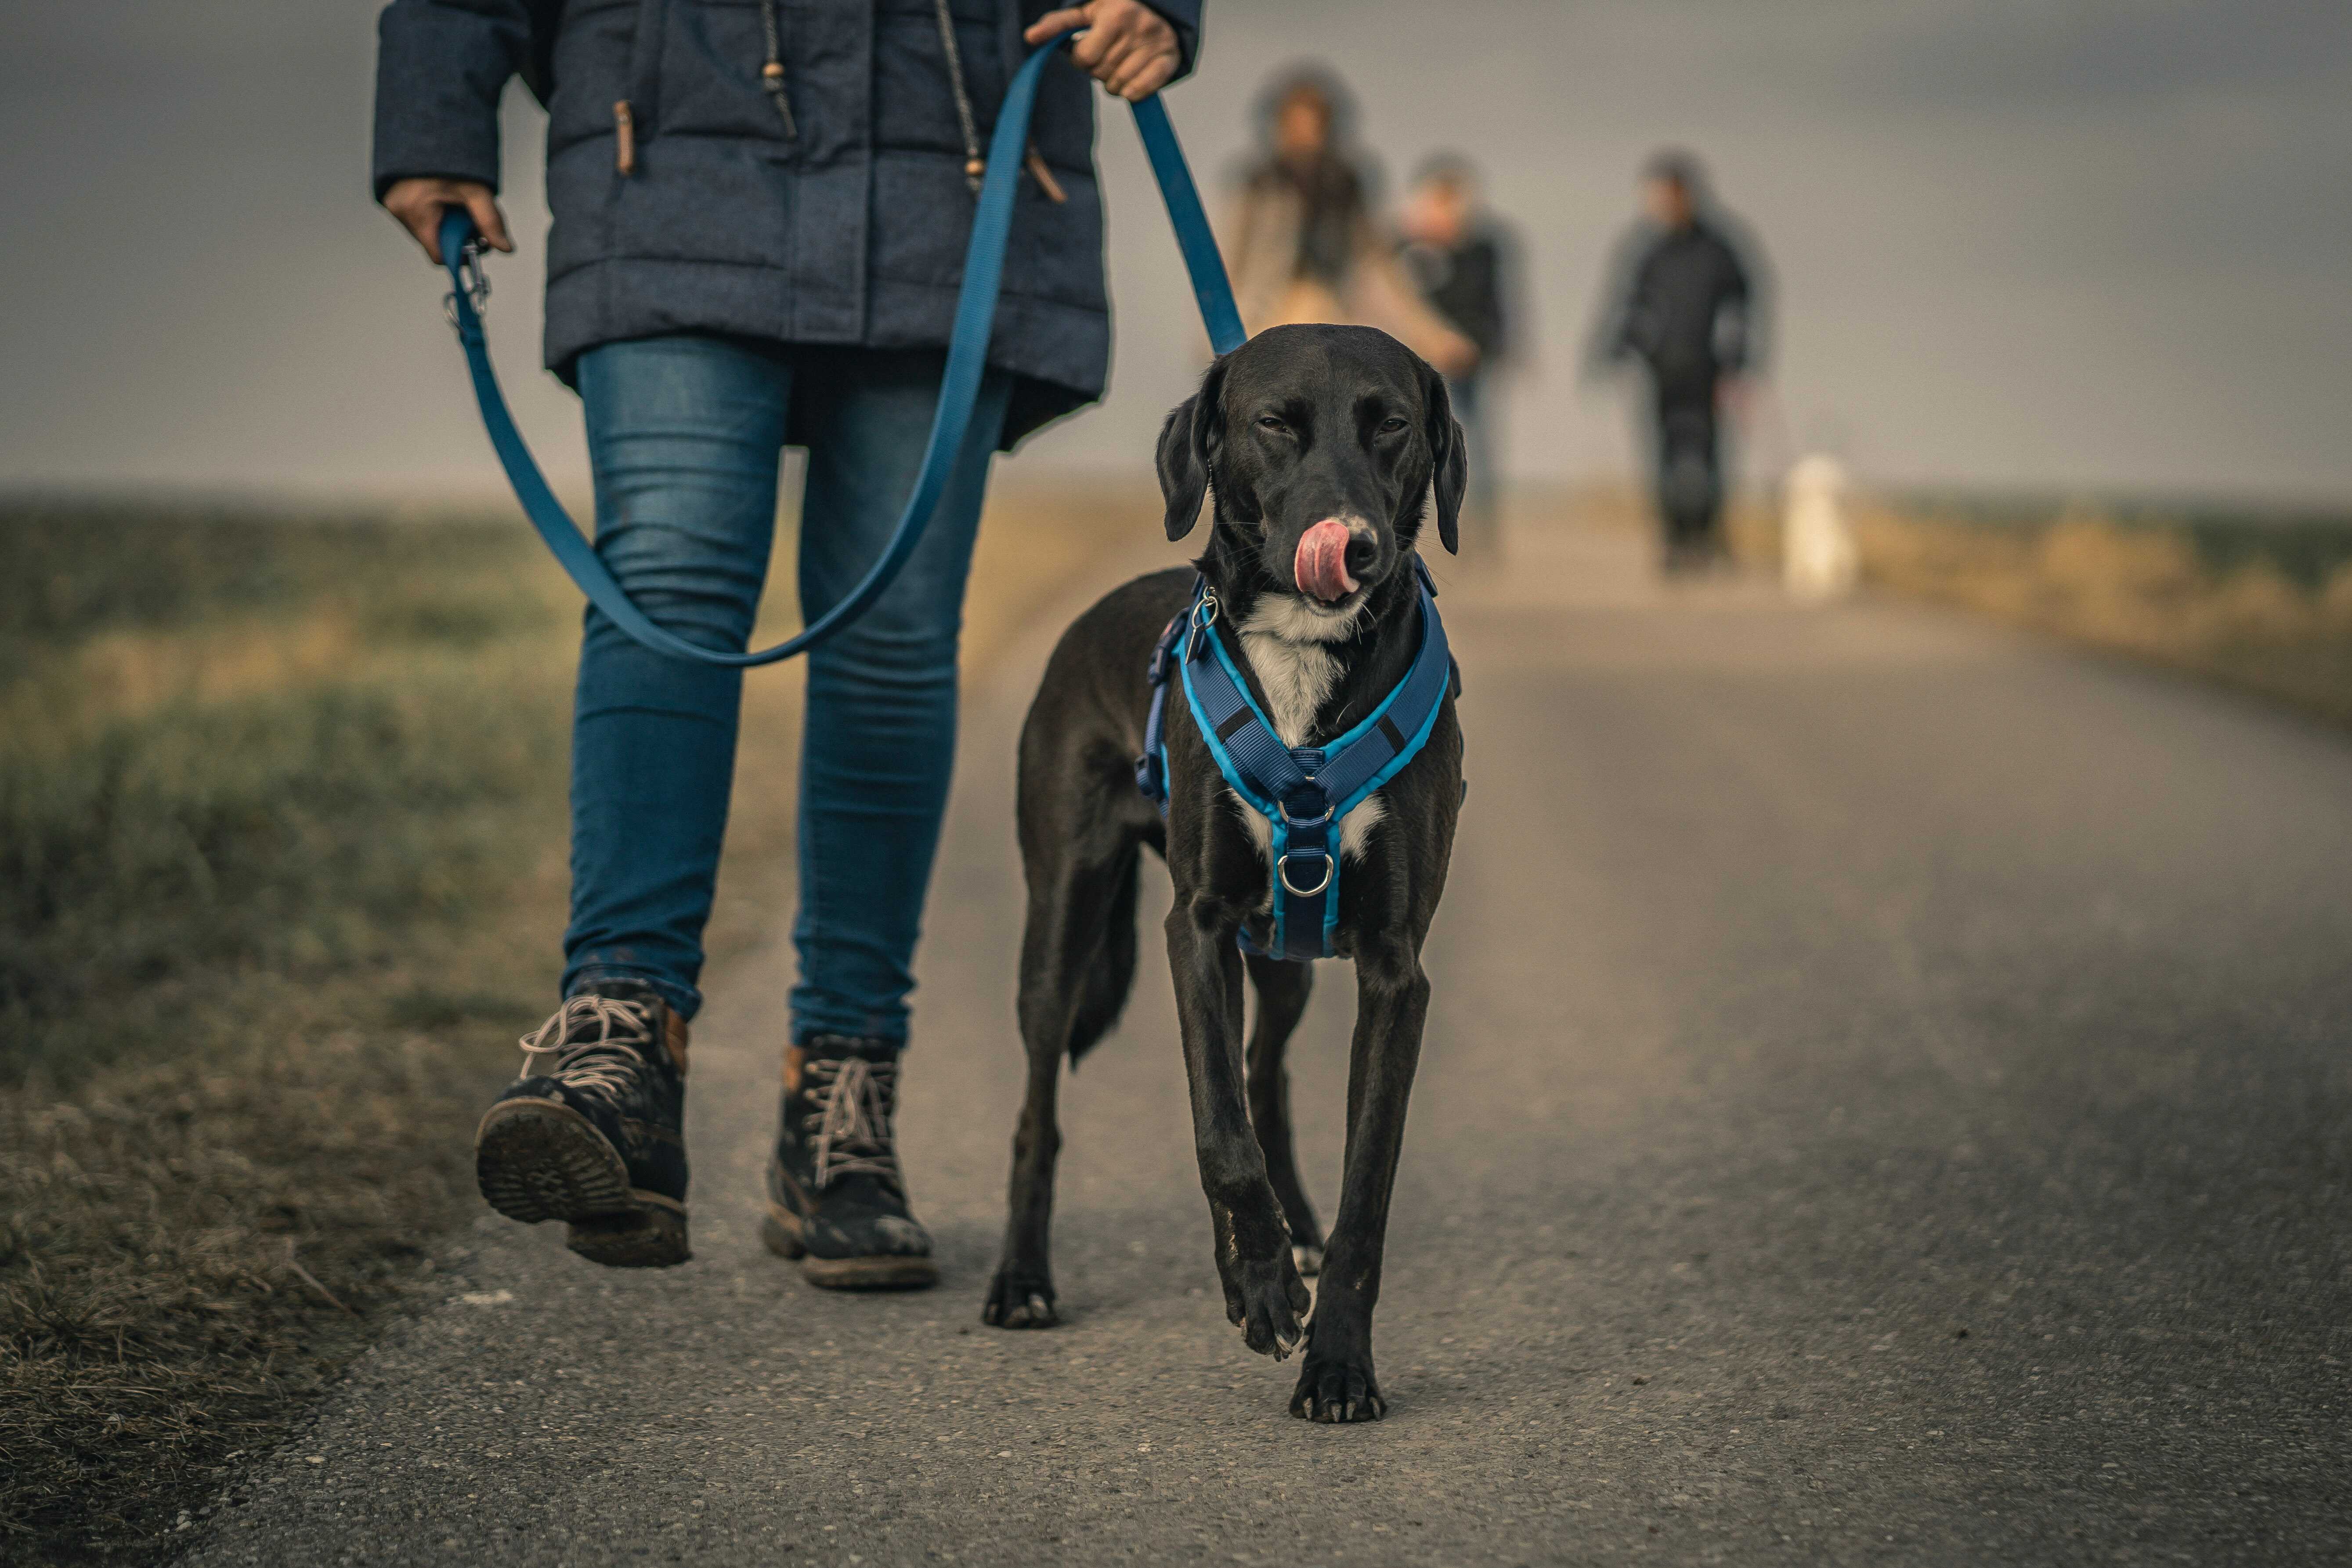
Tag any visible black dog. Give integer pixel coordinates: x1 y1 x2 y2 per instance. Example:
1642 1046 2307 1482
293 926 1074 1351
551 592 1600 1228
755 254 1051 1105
983 324 1466 1423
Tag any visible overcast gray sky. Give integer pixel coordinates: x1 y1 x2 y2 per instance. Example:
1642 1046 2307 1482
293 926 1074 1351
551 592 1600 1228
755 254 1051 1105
2 1 2346 505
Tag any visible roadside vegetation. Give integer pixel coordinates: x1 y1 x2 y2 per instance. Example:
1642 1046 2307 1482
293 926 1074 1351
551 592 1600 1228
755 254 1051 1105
1706 489 2352 725
0 488 1131 1561
1848 498 2352 726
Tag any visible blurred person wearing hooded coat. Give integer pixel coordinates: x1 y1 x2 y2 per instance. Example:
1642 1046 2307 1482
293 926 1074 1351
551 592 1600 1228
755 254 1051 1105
1221 69 1475 377
1589 150 1768 572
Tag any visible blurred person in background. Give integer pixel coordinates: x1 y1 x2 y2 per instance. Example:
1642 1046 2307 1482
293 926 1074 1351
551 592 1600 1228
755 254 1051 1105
1588 149 1769 574
372 0 1198 1290
1224 68 1475 376
1398 153 1518 552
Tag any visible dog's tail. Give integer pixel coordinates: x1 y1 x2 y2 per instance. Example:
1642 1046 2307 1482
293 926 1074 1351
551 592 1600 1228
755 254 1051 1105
1064 841 1143 1068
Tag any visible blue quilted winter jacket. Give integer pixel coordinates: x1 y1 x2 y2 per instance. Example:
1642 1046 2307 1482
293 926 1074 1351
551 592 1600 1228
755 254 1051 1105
372 0 1203 444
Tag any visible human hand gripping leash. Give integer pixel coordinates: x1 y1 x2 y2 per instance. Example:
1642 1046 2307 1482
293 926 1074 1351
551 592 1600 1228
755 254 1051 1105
437 29 1245 668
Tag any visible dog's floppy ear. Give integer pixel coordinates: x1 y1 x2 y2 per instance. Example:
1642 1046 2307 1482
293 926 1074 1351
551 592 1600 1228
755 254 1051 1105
1422 361 1468 555
1156 358 1228 541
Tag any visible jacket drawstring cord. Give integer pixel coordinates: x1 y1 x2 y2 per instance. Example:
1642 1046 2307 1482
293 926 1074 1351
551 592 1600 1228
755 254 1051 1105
935 0 1067 202
738 1 1059 202
757 0 799 139
933 0 986 192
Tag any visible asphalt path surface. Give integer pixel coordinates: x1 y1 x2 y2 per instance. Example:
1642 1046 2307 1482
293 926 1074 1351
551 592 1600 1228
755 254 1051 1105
196 524 2352 1566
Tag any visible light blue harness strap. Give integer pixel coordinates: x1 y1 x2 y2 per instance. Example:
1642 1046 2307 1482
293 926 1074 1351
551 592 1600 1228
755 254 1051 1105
1172 567 1452 961
1304 568 1451 813
439 33 1239 667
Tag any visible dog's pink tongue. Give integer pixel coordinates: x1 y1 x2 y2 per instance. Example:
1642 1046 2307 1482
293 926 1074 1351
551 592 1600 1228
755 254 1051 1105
1295 519 1358 603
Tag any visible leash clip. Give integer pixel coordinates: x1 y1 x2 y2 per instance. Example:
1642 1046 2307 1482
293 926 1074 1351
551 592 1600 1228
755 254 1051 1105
1185 586 1220 659
442 237 491 330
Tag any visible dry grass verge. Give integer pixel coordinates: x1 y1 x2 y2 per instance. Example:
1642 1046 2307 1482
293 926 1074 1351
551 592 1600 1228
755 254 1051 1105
1593 481 2352 724
1842 500 2352 726
0 484 1140 1563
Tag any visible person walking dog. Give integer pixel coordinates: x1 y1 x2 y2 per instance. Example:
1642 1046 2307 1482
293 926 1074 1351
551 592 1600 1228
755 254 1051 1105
373 0 1200 1287
1587 150 1768 574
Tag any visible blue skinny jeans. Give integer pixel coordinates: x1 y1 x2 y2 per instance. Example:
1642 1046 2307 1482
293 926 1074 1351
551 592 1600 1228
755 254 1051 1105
561 336 1009 1045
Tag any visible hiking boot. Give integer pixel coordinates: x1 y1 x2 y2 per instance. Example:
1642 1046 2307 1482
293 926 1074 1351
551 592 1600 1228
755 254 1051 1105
762 1036 936 1290
475 981 690 1268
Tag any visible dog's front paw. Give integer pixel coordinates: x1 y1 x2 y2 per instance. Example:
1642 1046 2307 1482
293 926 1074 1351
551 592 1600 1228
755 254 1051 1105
980 1269 1058 1330
1289 1351 1386 1422
1218 1250 1309 1359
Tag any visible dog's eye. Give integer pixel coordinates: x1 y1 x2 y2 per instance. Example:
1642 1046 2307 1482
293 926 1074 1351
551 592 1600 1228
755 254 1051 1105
1377 416 1409 435
1257 415 1289 434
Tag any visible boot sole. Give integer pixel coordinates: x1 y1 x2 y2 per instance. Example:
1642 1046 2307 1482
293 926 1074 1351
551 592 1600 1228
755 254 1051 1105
761 1202 938 1290
476 1098 690 1268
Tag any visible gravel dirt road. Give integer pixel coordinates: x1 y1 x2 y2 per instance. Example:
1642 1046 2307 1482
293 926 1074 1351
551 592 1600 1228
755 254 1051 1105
194 522 2352 1566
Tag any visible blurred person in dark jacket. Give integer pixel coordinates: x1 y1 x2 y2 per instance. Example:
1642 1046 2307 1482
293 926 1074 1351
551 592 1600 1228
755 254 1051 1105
1398 154 1517 550
1588 150 1768 573
372 0 1199 1290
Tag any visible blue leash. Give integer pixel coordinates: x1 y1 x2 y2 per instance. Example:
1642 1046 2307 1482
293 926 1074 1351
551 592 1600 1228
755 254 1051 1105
438 33 1245 668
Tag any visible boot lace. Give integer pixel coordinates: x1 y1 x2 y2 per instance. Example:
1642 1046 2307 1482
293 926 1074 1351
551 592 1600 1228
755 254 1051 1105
519 995 657 1105
801 1055 902 1187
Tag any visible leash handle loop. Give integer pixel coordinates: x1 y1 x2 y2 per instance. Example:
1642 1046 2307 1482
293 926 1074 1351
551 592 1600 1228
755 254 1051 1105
438 30 1241 668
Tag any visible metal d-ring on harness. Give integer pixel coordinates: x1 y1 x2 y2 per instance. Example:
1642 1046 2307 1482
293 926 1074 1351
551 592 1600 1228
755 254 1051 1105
1137 557 1453 962
436 28 1241 669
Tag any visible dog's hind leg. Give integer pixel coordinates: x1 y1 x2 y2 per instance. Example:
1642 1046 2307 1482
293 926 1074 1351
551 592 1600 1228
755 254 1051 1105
984 829 1146 1330
983 1023 1066 1329
1066 841 1144 1066
1288 932 1431 1422
1243 954 1324 1276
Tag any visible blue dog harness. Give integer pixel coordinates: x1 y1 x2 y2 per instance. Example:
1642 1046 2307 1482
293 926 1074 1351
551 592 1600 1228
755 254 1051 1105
1138 559 1452 961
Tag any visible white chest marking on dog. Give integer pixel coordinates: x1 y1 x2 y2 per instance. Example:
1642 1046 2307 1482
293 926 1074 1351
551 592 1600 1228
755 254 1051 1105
1238 597 1360 748
1337 793 1385 859
1229 795 1390 856
1226 791 1383 893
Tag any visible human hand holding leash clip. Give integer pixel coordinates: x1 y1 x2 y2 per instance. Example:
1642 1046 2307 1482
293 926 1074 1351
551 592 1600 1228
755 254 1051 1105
383 176 508 266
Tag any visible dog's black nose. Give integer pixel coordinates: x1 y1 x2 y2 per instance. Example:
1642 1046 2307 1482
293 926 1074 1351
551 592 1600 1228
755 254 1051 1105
1343 533 1379 582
